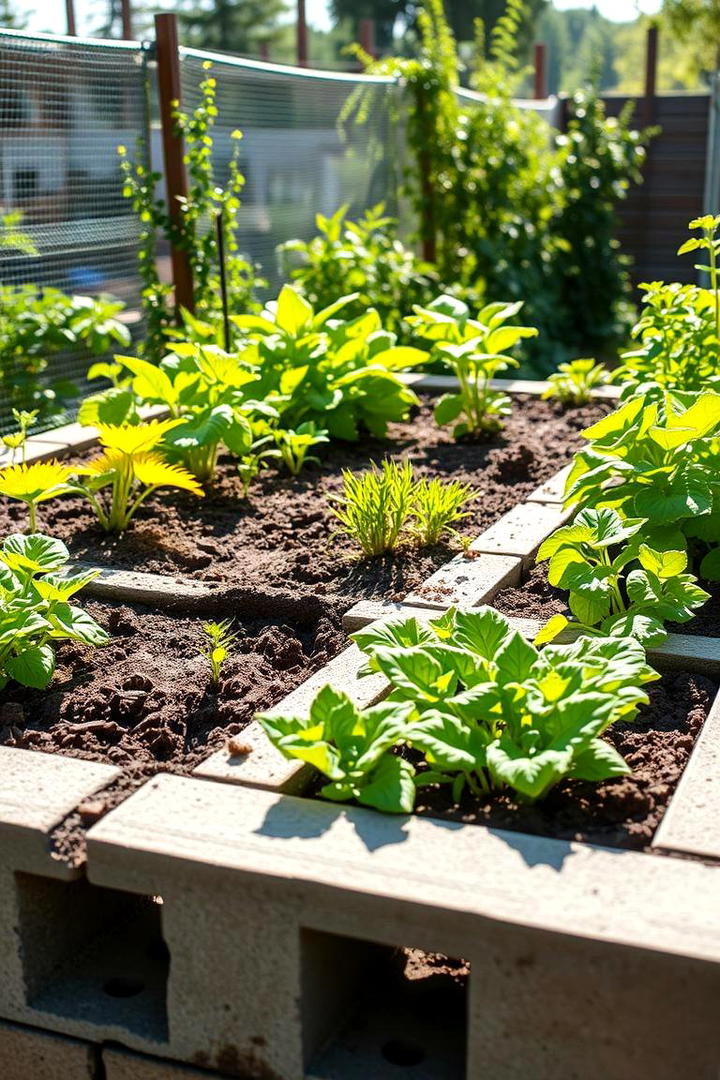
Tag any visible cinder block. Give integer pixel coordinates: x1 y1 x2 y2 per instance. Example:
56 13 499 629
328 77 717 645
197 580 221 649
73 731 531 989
103 1044 236 1079
0 1017 94 1079
526 464 572 504
87 776 720 1080
468 502 570 568
194 643 389 790
654 690 720 859
404 553 521 610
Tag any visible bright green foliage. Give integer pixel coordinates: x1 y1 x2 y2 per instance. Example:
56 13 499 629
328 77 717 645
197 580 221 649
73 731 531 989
331 461 416 556
343 1 646 372
330 460 476 555
79 348 270 484
2 409 39 465
0 533 108 691
201 619 237 686
279 203 451 336
542 358 609 406
232 285 427 440
617 217 720 398
0 286 130 419
406 294 537 436
410 476 475 546
535 508 709 646
258 685 417 814
1 208 37 255
257 422 329 477
353 606 657 805
565 391 720 578
118 63 263 360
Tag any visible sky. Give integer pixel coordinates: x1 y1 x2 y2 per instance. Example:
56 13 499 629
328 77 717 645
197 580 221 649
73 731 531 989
12 0 663 38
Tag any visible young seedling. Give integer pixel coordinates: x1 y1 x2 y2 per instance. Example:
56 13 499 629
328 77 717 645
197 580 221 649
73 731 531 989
1 408 39 465
201 619 237 686
266 422 330 476
542 358 609 406
330 460 416 556
411 476 475 546
0 459 77 532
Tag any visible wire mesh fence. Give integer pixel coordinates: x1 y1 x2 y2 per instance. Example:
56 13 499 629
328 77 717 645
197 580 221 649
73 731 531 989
175 48 402 295
0 28 148 433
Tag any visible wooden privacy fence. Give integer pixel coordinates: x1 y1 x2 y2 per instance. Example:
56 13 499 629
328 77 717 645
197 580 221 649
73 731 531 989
601 92 711 285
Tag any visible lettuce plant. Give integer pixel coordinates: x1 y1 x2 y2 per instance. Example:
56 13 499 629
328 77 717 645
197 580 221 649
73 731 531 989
0 533 108 690
232 285 427 440
542 358 609 406
258 685 417 813
259 607 657 811
536 508 709 647
566 391 720 578
354 607 657 804
405 295 537 437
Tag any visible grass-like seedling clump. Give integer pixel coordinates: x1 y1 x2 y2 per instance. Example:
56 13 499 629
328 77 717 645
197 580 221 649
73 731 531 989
330 461 475 556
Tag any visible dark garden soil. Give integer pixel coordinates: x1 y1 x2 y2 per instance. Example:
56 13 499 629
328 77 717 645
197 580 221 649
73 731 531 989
493 563 720 638
0 397 610 614
409 669 718 852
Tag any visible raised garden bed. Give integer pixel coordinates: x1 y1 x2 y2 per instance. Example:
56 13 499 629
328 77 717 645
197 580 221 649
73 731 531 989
0 384 719 1080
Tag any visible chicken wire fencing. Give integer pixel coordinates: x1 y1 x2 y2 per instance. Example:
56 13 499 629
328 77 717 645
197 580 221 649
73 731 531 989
174 48 403 294
0 28 149 433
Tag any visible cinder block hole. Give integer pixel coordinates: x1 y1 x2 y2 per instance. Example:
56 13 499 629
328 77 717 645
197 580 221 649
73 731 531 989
302 929 468 1079
15 872 169 1041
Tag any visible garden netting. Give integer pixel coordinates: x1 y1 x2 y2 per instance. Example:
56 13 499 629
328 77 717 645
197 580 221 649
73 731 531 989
0 28 149 432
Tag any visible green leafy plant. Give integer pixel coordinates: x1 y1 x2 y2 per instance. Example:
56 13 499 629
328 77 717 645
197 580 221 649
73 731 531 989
232 284 427 440
410 476 475 546
0 533 108 690
330 460 476 555
279 203 450 336
0 286 130 418
330 460 416 556
535 508 709 646
617 216 720 399
2 409 39 465
565 391 720 578
80 347 271 483
258 422 329 477
258 607 658 812
118 61 263 359
542 358 609 406
406 294 537 437
201 619 237 686
0 460 78 533
258 684 417 813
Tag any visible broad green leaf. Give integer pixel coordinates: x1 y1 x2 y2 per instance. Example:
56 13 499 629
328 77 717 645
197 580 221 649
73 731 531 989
357 755 416 814
451 607 513 660
117 355 179 407
275 285 313 335
2 533 69 574
487 741 574 801
47 603 109 646
495 631 536 684
5 644 55 689
371 346 428 369
534 614 570 646
570 738 631 781
433 393 464 426
700 546 720 581
637 545 687 579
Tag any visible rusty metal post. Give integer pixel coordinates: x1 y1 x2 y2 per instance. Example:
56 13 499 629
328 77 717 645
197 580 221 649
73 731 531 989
65 0 77 36
643 24 658 125
297 0 308 67
155 12 194 317
359 18 377 59
533 42 547 100
121 0 134 40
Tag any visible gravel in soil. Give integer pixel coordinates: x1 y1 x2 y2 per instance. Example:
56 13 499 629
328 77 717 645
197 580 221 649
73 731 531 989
493 562 720 638
0 397 609 613
411 669 717 851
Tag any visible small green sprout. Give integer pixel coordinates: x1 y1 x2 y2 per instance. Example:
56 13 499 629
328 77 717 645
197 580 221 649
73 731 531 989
201 619 237 686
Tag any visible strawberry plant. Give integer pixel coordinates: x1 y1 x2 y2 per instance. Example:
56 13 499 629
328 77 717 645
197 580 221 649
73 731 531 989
566 391 720 578
542 358 609 406
535 508 709 647
0 533 108 690
232 285 427 440
405 294 537 437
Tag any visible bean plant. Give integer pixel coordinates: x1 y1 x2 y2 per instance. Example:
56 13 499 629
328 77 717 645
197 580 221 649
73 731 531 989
0 533 108 690
406 294 537 437
259 607 658 812
542 358 609 406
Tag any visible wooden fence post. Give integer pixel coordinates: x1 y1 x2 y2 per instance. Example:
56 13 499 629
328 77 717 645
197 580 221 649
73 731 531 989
643 24 658 125
297 0 308 67
359 19 377 59
121 0 134 40
65 0 76 36
155 12 194 317
533 42 547 101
